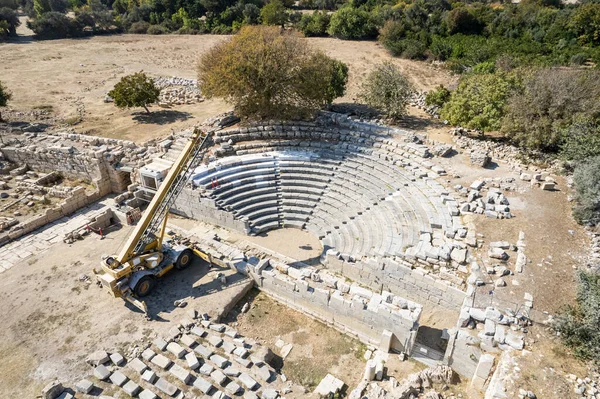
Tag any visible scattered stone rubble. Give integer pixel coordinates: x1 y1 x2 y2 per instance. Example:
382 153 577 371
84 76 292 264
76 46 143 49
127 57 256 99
454 179 514 220
153 76 204 106
410 91 442 119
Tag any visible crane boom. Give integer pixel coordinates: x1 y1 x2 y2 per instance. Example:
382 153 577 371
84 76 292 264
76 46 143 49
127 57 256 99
117 128 213 263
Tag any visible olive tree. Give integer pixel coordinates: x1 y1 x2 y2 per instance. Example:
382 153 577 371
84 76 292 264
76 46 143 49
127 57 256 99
197 25 348 120
359 61 412 120
108 72 160 114
0 80 11 121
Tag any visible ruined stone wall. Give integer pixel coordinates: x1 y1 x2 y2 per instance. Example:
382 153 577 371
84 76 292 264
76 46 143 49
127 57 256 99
323 251 467 311
172 187 250 233
247 264 420 353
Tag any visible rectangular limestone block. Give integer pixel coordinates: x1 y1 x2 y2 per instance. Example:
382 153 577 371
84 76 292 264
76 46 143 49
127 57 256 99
151 354 172 370
155 377 178 396
169 363 192 384
166 342 186 358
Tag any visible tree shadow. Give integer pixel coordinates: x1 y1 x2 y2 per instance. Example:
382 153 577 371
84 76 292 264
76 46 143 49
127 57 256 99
132 110 193 125
329 102 381 119
393 114 433 131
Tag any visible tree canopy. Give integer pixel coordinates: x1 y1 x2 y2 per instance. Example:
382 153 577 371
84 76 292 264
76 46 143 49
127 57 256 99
0 81 12 121
359 61 412 120
197 25 348 120
108 72 160 114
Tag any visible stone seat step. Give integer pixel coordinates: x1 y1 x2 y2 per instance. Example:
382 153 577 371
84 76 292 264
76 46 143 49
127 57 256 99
249 213 280 226
280 166 334 176
244 206 280 221
279 172 331 183
232 199 280 216
279 186 324 196
252 220 280 234
280 220 306 229
219 189 278 207
194 161 277 184
281 212 309 222
279 179 328 190
211 175 278 196
281 198 317 208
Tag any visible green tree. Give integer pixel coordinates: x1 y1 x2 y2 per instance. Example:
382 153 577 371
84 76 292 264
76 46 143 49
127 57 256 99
569 3 600 45
34 0 50 16
571 156 600 224
108 72 160 114
197 25 349 120
327 6 377 40
297 10 330 37
425 85 451 107
445 7 483 35
27 11 79 38
441 72 521 132
503 68 600 151
260 0 288 27
0 81 12 121
359 61 412 120
0 7 19 36
561 121 600 162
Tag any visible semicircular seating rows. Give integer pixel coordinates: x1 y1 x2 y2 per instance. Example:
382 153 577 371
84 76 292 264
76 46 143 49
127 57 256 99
189 120 463 261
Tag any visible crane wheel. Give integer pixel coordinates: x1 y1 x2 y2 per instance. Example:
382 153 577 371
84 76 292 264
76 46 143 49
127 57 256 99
175 249 193 270
134 276 155 297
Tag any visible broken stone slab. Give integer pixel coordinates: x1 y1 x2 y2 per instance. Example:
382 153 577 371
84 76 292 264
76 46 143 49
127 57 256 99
490 241 511 249
86 350 110 366
280 343 293 359
471 354 495 390
515 251 526 273
42 380 64 399
484 319 496 336
489 248 508 260
450 248 467 264
233 346 249 358
155 377 178 396
207 335 223 348
314 374 345 397
128 358 148 374
93 365 111 380
209 323 226 333
505 331 524 350
123 380 141 396
469 308 486 322
470 180 484 190
75 379 93 394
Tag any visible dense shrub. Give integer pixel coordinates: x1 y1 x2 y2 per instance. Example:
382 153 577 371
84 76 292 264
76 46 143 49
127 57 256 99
0 7 19 35
359 61 412 120
0 0 18 9
297 11 330 37
260 0 288 27
327 6 377 39
503 69 600 152
561 121 600 162
27 11 80 38
129 20 149 34
441 72 521 131
425 85 451 107
429 37 452 61
379 19 409 56
197 26 348 120
401 39 427 60
555 270 600 363
146 24 166 34
445 7 483 35
570 157 600 224
0 80 11 121
108 71 160 114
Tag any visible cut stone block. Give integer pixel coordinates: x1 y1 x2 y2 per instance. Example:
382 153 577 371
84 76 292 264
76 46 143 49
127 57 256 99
222 341 236 354
200 362 215 375
224 366 240 377
75 379 93 394
235 356 252 368
169 363 192 384
123 380 141 396
225 381 241 395
139 389 158 399
194 343 214 359
211 369 227 386
209 324 226 332
109 370 128 387
224 329 238 338
262 388 279 399
208 335 223 348
128 358 148 374
239 373 258 390
210 354 229 368
186 352 200 369
257 365 272 382
151 353 172 369
142 369 157 384
109 352 125 366
233 347 249 358
153 337 168 351
142 348 156 361
166 342 186 358
180 334 196 348
193 376 214 394
93 365 111 380
471 354 495 390
191 326 206 337
244 392 259 399
56 394 73 399
155 377 178 396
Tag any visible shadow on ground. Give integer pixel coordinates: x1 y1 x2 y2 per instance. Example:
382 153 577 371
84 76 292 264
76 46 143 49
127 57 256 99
132 110 193 125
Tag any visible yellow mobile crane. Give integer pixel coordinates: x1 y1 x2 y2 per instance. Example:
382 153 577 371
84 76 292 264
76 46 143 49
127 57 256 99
94 128 213 314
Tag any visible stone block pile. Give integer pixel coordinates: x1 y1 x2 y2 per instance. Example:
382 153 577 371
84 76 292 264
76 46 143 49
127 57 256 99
454 179 514 220
153 76 204 106
79 318 294 399
520 170 558 191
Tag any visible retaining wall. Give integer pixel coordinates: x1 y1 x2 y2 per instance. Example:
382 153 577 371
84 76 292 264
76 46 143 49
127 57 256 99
173 187 250 233
323 251 467 311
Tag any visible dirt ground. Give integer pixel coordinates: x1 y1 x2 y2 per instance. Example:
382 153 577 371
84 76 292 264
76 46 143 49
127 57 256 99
0 222 251 397
0 30 452 143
